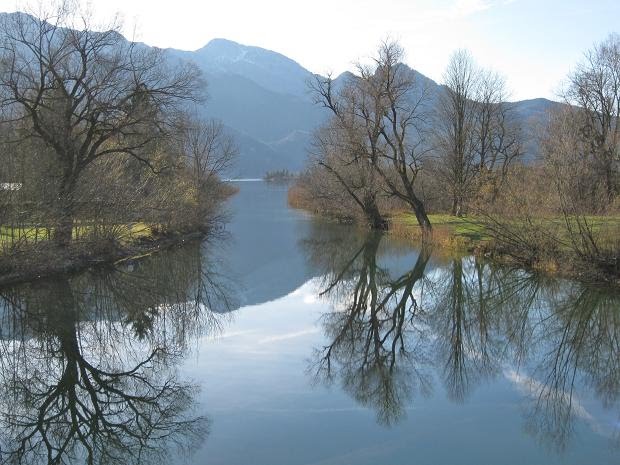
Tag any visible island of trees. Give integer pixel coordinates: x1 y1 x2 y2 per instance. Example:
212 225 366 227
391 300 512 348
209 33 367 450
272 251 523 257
290 37 620 282
264 169 297 183
0 4 236 283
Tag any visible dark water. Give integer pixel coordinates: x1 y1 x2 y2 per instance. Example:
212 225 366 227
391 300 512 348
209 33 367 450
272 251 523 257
0 181 618 465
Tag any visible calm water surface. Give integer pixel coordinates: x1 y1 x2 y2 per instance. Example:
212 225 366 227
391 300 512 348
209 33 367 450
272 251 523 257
0 181 618 464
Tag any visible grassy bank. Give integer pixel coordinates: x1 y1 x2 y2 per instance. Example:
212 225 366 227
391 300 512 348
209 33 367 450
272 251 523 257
0 224 208 287
0 223 154 249
0 183 239 286
389 211 620 283
391 212 620 247
390 213 491 251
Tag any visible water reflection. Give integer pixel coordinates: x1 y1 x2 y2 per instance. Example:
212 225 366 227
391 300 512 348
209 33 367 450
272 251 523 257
305 229 433 426
0 241 234 465
305 229 620 451
520 283 620 450
0 181 618 464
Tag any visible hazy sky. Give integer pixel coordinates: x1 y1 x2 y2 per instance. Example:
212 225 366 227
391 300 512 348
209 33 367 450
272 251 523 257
0 0 618 100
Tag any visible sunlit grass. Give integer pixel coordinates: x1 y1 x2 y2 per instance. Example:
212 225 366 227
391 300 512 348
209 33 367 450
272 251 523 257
0 226 50 244
114 223 154 243
391 213 492 245
0 222 155 250
390 212 620 251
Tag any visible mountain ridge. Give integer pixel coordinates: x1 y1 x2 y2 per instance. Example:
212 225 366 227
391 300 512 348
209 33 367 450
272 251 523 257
0 13 562 176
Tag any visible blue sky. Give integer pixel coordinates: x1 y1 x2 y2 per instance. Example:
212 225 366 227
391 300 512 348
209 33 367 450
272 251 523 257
0 0 618 100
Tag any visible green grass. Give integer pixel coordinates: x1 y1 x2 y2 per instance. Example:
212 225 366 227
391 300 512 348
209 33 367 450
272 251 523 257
0 222 155 249
0 226 50 244
390 212 620 251
561 215 620 233
114 223 154 243
392 213 492 243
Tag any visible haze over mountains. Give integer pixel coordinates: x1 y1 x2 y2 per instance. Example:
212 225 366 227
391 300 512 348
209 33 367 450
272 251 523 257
0 12 561 177
169 38 561 177
169 39 325 177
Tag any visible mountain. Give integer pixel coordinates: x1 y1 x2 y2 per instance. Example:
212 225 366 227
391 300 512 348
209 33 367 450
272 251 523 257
189 38 313 99
223 126 307 178
511 98 566 161
168 39 324 177
170 38 562 174
0 13 561 176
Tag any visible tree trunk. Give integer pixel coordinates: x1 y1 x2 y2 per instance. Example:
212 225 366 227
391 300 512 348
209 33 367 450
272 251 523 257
413 205 432 235
363 197 388 230
53 175 76 247
406 195 432 235
451 196 463 217
604 156 616 205
54 215 73 246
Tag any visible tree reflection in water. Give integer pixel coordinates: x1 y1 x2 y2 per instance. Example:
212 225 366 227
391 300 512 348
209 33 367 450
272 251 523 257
305 229 620 451
0 241 235 465
305 230 434 426
519 283 620 451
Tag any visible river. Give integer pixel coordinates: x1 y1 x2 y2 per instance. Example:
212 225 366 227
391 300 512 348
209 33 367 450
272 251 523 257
0 181 618 464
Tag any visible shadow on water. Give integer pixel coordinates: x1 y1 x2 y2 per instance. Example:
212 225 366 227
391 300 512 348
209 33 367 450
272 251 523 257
0 239 236 465
303 228 620 451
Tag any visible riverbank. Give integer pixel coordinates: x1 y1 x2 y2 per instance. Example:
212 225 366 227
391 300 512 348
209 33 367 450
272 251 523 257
389 212 620 285
390 213 490 251
288 185 620 285
0 227 210 287
0 182 239 287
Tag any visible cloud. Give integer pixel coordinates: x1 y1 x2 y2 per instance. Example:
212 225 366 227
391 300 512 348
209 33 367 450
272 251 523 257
504 368 609 438
211 329 259 340
453 0 494 16
450 0 516 18
258 327 319 344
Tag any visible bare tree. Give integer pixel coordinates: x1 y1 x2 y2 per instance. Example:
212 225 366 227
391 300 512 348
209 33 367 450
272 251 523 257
367 42 433 232
0 3 204 245
309 76 388 229
434 50 480 216
474 70 522 200
181 118 237 192
434 50 521 215
565 33 620 204
310 41 433 232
